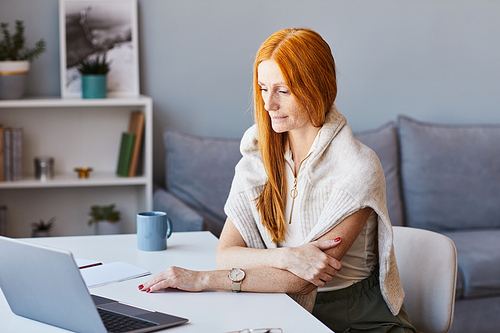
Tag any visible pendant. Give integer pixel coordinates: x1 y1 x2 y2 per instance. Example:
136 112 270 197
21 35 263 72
289 178 298 223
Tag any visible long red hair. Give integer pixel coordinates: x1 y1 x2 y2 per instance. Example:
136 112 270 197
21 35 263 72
253 28 338 243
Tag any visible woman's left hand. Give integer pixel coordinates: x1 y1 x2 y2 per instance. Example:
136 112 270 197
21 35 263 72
281 239 342 287
138 266 207 293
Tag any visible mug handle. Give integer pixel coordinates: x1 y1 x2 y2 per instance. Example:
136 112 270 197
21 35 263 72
166 217 173 238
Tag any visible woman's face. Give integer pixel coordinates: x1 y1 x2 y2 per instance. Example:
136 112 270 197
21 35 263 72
257 60 313 135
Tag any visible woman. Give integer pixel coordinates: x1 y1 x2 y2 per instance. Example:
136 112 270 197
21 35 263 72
140 28 415 332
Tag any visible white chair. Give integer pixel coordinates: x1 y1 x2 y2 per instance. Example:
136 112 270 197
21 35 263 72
392 226 458 333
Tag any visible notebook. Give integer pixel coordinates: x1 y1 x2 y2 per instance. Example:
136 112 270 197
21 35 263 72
0 236 188 333
79 261 151 288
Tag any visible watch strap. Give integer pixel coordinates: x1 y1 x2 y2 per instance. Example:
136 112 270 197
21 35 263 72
232 280 242 293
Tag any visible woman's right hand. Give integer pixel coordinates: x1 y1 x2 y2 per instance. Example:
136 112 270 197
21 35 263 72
139 266 208 293
281 238 342 287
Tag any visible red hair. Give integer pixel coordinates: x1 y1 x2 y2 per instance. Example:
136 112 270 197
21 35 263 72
253 28 338 243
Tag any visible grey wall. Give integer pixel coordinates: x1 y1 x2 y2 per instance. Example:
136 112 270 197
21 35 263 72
2 0 500 188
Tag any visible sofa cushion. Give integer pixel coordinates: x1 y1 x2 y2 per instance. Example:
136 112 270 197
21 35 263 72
152 188 204 232
398 116 500 231
164 131 242 236
441 229 500 299
354 122 404 226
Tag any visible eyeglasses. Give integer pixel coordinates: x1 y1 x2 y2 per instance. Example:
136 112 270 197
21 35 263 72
226 329 283 333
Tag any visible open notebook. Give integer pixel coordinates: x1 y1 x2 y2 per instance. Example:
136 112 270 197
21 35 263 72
78 260 151 288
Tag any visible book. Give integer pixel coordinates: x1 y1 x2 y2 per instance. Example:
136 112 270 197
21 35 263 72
116 132 136 177
127 111 145 177
3 128 12 181
11 128 23 181
1 127 24 181
0 125 4 181
78 261 150 288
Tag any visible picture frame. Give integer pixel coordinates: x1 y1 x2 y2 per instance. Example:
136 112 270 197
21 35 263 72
59 0 140 98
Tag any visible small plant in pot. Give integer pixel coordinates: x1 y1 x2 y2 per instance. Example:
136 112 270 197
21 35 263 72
0 20 46 99
88 203 121 235
31 217 55 238
77 53 111 99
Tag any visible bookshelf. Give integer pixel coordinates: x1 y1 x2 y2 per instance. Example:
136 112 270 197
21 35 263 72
0 96 152 237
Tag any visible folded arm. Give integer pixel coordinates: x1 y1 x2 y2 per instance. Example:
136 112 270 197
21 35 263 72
216 219 341 289
140 207 372 294
216 207 373 287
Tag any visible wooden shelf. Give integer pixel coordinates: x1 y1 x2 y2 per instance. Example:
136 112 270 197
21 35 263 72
0 95 152 108
0 173 149 189
0 96 153 237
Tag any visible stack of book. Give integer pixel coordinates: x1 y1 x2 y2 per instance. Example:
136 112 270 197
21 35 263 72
0 125 24 181
116 111 145 177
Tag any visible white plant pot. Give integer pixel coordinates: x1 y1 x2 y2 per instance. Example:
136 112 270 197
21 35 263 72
94 220 121 235
0 60 30 100
32 230 51 238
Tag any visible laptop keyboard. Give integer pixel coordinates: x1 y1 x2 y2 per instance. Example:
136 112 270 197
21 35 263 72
97 307 158 333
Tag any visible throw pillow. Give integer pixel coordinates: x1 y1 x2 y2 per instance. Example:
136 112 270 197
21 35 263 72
164 131 242 236
398 116 500 231
354 122 405 226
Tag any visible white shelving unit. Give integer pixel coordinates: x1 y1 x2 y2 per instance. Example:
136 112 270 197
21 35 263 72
0 96 153 237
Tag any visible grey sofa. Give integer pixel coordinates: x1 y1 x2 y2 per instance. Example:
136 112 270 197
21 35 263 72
154 116 500 333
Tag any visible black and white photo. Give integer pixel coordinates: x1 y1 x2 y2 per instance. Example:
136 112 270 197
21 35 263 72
59 0 139 98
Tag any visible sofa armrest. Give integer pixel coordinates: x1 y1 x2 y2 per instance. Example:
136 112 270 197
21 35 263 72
153 188 204 232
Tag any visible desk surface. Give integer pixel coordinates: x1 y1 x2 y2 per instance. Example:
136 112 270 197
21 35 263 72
0 232 332 333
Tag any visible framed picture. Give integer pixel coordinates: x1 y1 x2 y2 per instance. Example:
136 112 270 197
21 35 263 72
59 0 140 98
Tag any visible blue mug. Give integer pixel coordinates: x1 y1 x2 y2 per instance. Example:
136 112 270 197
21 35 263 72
136 211 172 251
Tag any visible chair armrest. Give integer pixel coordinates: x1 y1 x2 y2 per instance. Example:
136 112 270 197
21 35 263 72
153 188 204 232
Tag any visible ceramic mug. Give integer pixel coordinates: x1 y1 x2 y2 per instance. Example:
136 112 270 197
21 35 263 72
136 211 172 251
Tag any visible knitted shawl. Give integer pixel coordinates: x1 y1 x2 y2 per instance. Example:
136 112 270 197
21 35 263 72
223 105 404 315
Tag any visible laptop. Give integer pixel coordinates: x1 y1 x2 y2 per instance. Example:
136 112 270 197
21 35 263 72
0 236 188 333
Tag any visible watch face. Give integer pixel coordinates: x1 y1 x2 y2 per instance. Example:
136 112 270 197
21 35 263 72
229 268 245 282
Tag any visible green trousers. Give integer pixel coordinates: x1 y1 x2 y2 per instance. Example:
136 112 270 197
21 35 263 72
312 269 416 333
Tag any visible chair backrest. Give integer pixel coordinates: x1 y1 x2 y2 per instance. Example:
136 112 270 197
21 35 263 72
392 226 458 333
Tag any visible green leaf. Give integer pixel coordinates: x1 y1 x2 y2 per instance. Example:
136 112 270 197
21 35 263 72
0 20 46 61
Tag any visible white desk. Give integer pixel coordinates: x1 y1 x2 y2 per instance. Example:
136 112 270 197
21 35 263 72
0 232 332 333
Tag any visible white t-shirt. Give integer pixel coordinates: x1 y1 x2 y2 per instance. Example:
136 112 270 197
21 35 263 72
279 134 378 291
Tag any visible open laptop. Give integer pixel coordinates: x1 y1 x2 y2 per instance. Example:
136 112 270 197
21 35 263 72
0 236 188 333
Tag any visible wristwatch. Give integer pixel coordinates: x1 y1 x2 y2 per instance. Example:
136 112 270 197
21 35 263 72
228 268 246 293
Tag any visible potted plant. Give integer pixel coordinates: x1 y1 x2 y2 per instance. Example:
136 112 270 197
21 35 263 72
31 217 55 238
88 203 121 235
77 53 111 99
0 20 46 99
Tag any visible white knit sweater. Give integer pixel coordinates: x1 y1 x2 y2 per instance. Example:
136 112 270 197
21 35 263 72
223 105 404 315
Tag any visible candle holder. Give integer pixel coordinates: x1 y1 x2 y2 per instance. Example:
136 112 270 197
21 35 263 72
34 156 54 181
74 167 93 179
